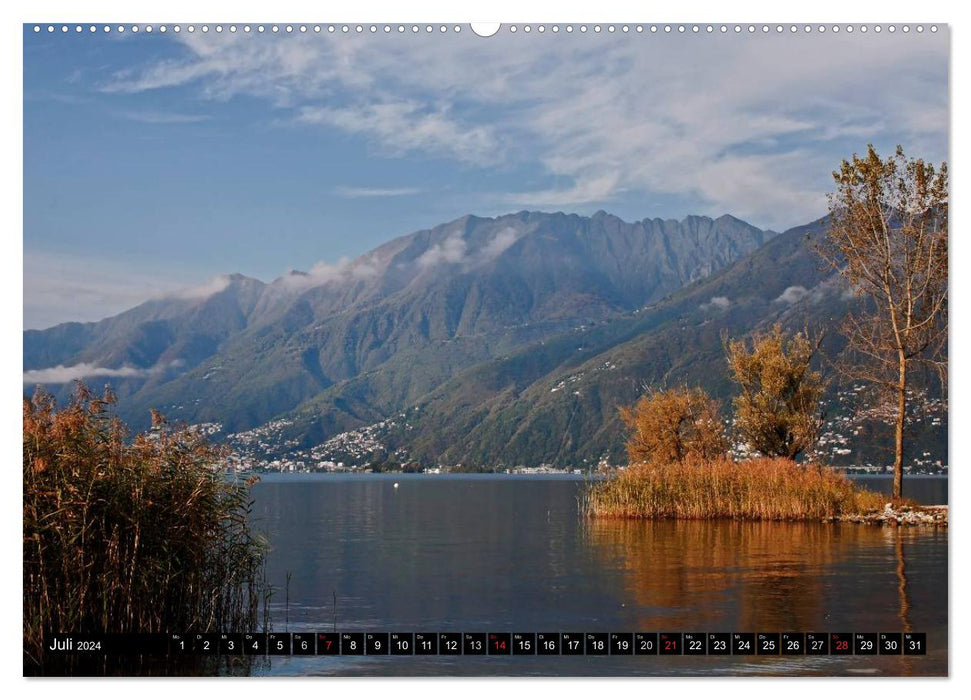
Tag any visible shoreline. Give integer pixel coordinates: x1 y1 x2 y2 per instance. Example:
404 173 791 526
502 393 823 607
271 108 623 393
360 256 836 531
832 503 948 527
238 470 948 479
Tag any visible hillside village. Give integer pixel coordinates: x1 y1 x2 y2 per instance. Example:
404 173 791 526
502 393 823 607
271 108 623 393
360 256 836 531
194 385 946 476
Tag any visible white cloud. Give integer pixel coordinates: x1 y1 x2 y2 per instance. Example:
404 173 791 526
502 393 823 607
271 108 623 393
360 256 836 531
701 296 731 311
505 173 622 208
245 226 516 294
418 235 468 268
298 101 501 167
116 110 210 124
349 260 380 279
333 186 422 198
166 275 233 300
306 258 351 281
775 286 810 305
23 360 182 385
100 30 948 230
479 227 521 262
307 257 380 281
272 255 381 293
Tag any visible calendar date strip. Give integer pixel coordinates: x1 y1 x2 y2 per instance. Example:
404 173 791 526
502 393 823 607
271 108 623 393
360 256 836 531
44 631 926 656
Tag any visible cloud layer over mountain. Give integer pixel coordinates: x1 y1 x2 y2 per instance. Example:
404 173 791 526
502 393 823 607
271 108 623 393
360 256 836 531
104 29 947 229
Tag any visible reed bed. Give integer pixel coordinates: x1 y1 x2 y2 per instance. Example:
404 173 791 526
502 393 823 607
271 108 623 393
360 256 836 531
23 385 267 673
584 457 887 520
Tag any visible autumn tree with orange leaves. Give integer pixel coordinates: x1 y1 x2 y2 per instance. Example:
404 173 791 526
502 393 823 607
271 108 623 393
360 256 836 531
620 387 728 467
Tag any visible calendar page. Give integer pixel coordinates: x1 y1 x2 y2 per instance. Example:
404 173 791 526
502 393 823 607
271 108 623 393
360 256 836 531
22 18 949 679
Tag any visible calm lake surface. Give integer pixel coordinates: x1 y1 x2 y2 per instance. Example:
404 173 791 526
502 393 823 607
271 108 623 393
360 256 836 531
248 474 948 677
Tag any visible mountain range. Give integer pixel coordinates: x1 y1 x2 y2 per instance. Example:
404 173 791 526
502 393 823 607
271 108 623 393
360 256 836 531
23 209 946 469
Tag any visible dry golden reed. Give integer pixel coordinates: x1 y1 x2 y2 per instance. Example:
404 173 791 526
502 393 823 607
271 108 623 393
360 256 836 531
585 457 886 520
23 384 266 673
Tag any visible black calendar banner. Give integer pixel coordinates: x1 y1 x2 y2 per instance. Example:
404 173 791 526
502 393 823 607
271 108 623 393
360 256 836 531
43 632 927 657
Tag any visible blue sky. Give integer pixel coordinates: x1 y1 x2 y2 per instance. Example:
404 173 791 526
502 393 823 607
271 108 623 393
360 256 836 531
23 24 948 329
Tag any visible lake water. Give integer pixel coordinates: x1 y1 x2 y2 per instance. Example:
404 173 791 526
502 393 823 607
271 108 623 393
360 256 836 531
247 474 947 676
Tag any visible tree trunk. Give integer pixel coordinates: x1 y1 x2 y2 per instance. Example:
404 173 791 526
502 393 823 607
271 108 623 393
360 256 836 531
893 352 907 500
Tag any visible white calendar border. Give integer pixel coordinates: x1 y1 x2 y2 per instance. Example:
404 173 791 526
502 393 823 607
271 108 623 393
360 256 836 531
2 1 964 699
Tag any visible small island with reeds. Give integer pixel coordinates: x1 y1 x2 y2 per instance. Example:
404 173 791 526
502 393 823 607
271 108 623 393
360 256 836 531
584 322 946 526
585 456 947 525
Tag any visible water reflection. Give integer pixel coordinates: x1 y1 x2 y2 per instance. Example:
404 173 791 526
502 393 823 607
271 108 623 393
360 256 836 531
585 519 940 639
249 476 946 676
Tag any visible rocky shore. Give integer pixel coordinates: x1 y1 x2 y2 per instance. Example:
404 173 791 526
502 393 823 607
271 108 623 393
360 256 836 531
829 503 948 527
